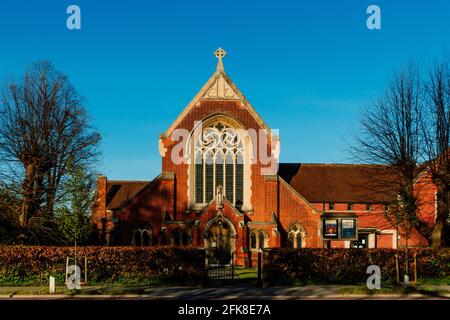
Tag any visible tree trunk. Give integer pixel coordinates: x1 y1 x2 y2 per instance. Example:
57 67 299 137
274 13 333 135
430 182 448 248
18 163 36 242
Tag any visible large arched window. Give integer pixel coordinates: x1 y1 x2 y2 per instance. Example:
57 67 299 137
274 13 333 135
287 224 305 249
194 122 244 207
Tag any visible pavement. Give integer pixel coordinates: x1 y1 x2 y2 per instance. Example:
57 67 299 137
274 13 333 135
1 285 450 300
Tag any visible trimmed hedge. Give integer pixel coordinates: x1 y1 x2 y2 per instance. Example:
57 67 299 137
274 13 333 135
0 246 205 286
263 248 450 286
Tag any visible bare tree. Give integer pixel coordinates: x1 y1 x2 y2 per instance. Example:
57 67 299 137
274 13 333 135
422 58 450 248
0 61 101 243
0 182 20 243
351 65 428 248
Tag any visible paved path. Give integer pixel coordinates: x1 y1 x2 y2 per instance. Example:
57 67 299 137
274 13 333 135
1 285 449 300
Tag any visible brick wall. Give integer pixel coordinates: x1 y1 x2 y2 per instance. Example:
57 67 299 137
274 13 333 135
92 175 107 243
278 179 322 248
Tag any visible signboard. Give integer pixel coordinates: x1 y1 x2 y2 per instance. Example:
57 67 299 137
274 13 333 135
323 219 338 238
341 219 356 239
322 216 358 240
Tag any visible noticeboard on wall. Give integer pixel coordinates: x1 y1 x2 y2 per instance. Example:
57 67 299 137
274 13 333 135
341 219 356 239
322 217 357 240
323 219 338 238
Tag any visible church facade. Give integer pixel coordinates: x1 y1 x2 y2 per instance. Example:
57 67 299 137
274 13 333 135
92 48 436 267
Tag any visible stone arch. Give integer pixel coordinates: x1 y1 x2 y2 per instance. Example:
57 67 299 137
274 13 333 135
203 216 237 265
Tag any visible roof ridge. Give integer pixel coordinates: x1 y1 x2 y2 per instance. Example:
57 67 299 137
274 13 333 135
279 162 387 167
107 180 151 183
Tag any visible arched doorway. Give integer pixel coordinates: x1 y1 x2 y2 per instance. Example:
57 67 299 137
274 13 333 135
203 217 236 265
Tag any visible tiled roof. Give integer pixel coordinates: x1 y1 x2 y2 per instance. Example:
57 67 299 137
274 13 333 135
106 180 150 210
278 163 397 203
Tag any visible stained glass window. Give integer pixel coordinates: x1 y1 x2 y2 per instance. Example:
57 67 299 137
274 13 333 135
195 153 203 203
194 122 244 206
205 153 214 202
250 230 267 251
250 232 257 249
258 232 265 249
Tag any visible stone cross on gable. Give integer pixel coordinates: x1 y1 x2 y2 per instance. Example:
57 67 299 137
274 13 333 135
214 47 227 59
214 47 227 71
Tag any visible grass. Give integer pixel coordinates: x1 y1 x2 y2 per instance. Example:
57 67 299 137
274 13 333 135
234 268 258 279
0 283 186 296
0 271 448 296
0 274 203 287
234 267 259 286
338 284 450 296
418 277 450 285
0 285 78 296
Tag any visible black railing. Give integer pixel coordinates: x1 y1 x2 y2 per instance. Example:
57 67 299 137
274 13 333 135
205 264 234 287
204 252 235 287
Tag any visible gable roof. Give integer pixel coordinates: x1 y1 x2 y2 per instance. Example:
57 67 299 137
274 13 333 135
106 180 150 210
198 197 243 217
163 52 269 137
278 163 397 203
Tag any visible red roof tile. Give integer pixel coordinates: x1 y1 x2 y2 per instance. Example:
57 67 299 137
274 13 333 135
106 180 150 210
278 163 397 203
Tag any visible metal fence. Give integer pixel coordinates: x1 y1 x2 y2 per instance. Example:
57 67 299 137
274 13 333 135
205 264 235 287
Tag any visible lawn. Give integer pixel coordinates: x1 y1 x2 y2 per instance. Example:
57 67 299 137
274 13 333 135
234 267 259 286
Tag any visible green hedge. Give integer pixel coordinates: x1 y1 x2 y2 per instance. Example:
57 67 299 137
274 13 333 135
0 246 205 286
263 248 450 286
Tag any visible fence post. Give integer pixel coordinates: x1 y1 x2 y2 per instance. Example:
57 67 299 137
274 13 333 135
395 253 400 284
84 256 88 285
257 250 262 287
65 257 69 285
413 252 417 284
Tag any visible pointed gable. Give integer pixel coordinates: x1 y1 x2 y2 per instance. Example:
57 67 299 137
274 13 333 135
202 73 239 100
163 48 269 137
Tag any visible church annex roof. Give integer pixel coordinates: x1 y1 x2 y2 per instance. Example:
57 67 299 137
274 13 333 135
106 180 151 210
278 163 397 203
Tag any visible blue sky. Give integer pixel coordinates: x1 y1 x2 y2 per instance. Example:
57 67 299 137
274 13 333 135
0 0 449 180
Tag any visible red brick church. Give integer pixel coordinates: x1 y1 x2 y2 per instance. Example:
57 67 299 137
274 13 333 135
93 48 437 266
